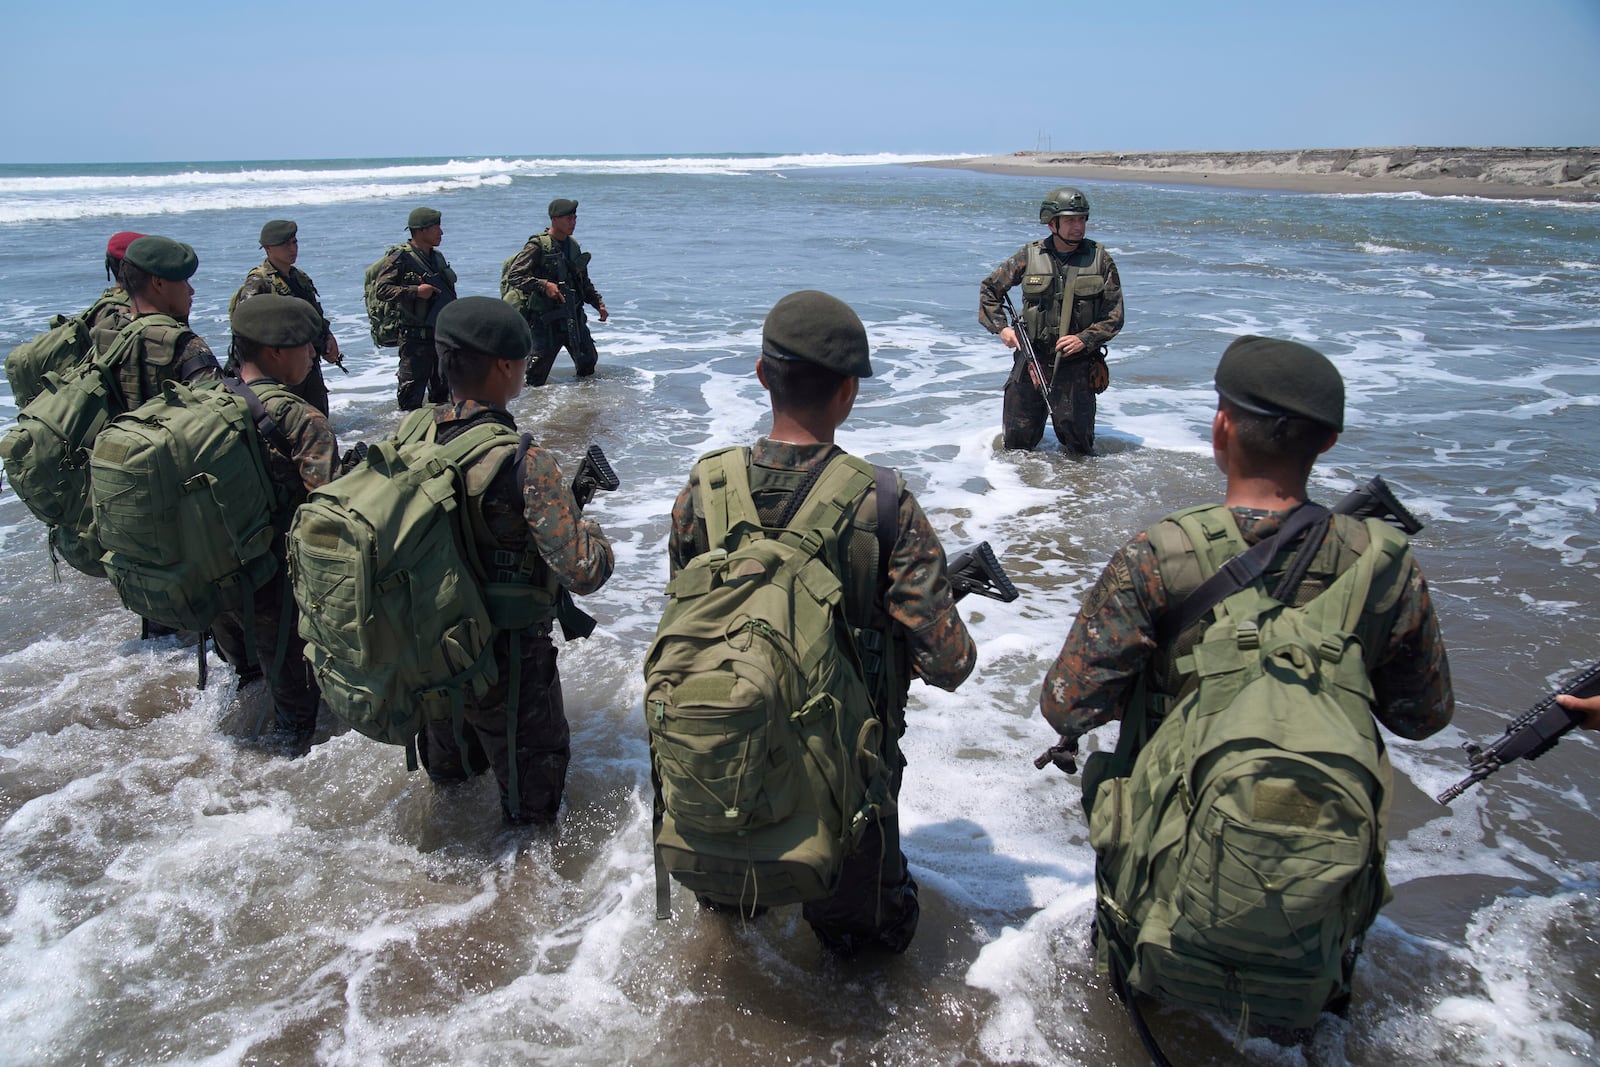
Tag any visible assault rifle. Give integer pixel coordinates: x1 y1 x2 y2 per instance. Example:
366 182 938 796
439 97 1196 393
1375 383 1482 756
947 541 1019 603
420 266 457 328
1033 473 1428 775
555 444 620 641
1437 660 1600 804
540 248 592 353
1001 291 1055 418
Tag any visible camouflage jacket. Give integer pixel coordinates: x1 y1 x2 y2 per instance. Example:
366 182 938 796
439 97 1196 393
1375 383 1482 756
1040 505 1454 743
248 377 337 527
979 238 1124 351
91 311 222 410
504 231 603 315
430 400 613 596
669 438 976 717
235 261 333 351
373 244 457 329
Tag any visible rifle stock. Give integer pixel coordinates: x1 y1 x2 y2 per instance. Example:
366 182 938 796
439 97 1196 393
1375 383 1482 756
1437 660 1600 803
556 443 618 641
947 541 1019 603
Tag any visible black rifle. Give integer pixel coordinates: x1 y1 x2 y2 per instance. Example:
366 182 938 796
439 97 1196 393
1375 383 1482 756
554 444 620 641
947 541 1019 603
420 266 457 328
1000 290 1055 419
539 246 591 353
1437 660 1600 803
1034 474 1427 774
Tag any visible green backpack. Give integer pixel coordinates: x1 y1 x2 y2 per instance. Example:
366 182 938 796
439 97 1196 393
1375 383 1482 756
499 248 534 323
1087 505 1409 1034
642 447 891 918
0 316 173 577
362 245 409 348
4 298 114 411
289 409 557 765
89 379 294 634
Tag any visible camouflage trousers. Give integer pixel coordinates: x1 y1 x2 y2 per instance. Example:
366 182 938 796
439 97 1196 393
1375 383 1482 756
418 629 570 825
801 756 920 954
211 568 320 740
1002 350 1097 453
396 330 448 411
525 315 598 387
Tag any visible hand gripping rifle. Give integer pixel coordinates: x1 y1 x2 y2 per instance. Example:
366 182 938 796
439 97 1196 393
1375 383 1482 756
554 444 620 641
1033 474 1427 775
1437 660 1600 804
946 541 1019 603
1000 291 1055 419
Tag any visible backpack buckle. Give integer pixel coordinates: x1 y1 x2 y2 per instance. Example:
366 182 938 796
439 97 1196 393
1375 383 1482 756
1235 619 1260 650
1318 634 1346 662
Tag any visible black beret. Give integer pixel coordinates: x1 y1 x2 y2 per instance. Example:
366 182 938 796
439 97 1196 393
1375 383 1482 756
123 236 198 281
436 296 532 363
762 290 873 378
230 294 323 348
259 219 297 247
1215 335 1344 432
407 206 442 230
548 198 579 218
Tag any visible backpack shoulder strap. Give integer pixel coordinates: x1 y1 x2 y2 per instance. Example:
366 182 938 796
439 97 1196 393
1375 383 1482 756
97 314 176 370
787 454 877 536
693 446 754 551
225 378 294 459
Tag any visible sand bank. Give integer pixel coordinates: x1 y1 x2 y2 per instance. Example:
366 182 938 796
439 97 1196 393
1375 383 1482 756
923 147 1600 201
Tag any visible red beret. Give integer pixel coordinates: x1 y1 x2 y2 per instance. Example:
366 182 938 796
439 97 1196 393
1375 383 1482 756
106 231 145 259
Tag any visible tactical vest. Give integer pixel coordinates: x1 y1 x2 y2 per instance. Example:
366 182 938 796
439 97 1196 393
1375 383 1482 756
229 264 326 319
524 233 586 315
106 313 216 411
1020 238 1108 346
387 247 458 329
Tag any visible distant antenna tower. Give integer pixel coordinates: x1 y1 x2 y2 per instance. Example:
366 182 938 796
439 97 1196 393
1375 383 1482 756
1035 130 1052 151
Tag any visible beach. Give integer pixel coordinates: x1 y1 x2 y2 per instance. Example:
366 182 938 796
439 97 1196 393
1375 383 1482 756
924 146 1600 200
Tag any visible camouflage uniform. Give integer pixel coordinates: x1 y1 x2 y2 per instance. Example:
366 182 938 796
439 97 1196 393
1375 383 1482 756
1040 506 1453 747
229 261 337 415
374 244 457 410
978 239 1124 452
210 379 339 750
669 438 976 951
417 400 614 823
505 231 603 385
90 311 222 409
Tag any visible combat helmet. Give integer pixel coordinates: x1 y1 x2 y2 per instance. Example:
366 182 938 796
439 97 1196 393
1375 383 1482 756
1039 187 1091 223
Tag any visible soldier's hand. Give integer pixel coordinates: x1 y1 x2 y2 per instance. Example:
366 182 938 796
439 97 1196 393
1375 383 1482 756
417 283 438 301
1557 692 1600 731
545 281 565 303
323 335 342 363
999 326 1019 351
597 302 609 323
1055 334 1085 356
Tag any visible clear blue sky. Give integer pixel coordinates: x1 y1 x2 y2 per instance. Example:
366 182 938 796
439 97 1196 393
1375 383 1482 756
5 0 1597 163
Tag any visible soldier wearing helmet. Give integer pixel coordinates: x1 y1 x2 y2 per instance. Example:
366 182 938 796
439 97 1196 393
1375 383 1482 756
978 187 1124 453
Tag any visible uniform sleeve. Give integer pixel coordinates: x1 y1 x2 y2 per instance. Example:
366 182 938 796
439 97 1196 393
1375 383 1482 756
667 477 704 577
505 239 544 294
286 406 338 492
1076 250 1124 351
978 246 1028 335
579 257 603 309
1370 560 1454 739
372 251 416 304
1039 533 1165 738
179 335 222 384
236 272 273 301
884 487 975 692
520 446 613 595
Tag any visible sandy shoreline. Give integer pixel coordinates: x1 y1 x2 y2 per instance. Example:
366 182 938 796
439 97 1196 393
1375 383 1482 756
921 147 1600 201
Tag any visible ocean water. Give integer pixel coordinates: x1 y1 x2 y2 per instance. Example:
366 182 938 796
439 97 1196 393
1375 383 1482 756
0 153 1597 1066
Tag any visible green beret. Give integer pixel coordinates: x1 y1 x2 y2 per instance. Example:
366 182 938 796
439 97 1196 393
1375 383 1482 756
547 198 579 218
1215 335 1344 432
762 290 873 378
407 206 442 230
230 294 323 348
436 296 532 363
123 235 198 281
259 219 297 247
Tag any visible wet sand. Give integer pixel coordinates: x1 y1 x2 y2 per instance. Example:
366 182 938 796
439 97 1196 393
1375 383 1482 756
922 147 1600 201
